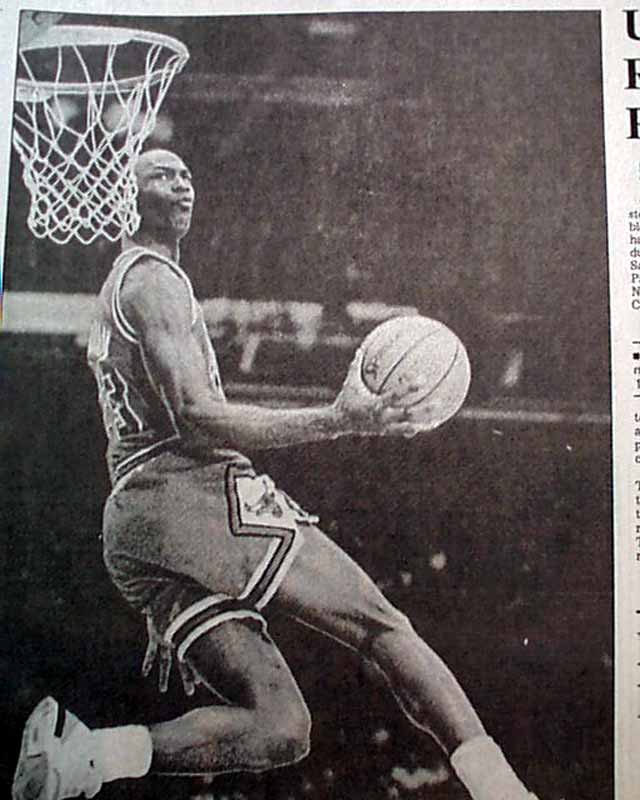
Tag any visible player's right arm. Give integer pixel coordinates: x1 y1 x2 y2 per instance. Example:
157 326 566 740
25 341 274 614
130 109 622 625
120 259 423 453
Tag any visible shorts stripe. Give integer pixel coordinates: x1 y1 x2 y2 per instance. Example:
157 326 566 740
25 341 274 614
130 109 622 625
111 436 180 487
165 594 266 661
238 539 280 601
255 534 302 609
225 466 307 611
164 594 231 643
175 610 266 662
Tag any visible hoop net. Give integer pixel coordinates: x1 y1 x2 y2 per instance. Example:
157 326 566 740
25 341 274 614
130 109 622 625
13 26 189 245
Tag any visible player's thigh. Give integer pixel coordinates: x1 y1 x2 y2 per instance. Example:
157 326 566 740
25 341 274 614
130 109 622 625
186 618 308 718
271 524 410 651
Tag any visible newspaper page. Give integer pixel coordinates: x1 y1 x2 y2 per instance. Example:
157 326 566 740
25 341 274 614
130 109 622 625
0 2 630 800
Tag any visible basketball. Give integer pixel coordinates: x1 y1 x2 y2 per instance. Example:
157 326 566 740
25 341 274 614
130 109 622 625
359 315 471 425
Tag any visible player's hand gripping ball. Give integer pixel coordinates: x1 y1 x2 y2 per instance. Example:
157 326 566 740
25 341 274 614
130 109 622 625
357 315 471 434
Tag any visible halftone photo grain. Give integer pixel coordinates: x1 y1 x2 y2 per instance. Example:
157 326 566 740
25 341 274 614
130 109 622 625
2 10 611 800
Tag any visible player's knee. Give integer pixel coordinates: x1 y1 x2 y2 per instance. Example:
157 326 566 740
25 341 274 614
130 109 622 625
366 605 417 662
268 723 311 766
258 698 311 765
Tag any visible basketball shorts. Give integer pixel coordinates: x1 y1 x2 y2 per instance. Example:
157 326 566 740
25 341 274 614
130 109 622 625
102 452 318 663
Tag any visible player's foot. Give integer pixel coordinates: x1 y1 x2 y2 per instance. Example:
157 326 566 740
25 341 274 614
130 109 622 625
12 696 102 800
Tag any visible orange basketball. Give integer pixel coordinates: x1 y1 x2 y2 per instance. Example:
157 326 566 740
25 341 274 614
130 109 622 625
359 316 471 425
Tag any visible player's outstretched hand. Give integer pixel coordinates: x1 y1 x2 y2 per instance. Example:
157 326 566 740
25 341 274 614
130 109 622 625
334 346 439 438
142 610 199 696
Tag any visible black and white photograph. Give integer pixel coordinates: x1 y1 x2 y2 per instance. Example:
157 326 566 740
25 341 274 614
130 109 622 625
1 7 614 800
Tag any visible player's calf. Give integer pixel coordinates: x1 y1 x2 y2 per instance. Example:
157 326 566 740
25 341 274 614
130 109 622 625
148 700 311 775
360 612 538 800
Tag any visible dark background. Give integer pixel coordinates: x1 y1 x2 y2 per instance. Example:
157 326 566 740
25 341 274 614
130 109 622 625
2 11 611 800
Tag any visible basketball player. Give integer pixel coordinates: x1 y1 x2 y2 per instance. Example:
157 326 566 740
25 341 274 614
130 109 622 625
13 149 538 800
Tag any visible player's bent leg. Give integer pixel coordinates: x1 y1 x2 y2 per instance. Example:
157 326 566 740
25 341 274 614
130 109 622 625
13 621 310 800
271 524 536 800
149 617 311 774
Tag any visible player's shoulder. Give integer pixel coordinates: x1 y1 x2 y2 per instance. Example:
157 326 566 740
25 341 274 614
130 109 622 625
118 249 194 328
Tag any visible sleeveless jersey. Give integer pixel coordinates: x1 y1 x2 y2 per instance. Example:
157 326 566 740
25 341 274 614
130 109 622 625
87 246 246 485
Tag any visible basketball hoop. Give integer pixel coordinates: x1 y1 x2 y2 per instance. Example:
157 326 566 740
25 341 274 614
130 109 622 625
13 25 189 245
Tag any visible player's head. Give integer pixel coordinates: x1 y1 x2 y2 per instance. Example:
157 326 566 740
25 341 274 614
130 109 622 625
133 149 194 242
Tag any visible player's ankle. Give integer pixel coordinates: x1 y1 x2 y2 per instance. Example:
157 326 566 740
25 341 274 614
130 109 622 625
450 735 533 800
93 725 153 784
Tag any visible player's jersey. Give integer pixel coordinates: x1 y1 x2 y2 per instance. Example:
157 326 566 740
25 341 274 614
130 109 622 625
87 246 247 485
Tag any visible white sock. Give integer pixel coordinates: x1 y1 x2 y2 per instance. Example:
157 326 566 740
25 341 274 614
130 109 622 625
450 735 532 800
92 726 153 784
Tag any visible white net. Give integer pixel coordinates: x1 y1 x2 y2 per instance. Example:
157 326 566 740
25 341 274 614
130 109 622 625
13 26 189 245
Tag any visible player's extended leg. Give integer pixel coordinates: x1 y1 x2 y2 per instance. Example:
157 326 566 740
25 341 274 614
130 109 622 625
271 523 483 752
270 524 535 800
12 620 311 800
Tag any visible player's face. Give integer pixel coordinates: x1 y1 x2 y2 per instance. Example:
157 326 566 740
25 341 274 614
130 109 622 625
134 151 195 240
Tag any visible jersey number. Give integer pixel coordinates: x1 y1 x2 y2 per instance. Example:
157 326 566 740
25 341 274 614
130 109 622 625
88 322 143 442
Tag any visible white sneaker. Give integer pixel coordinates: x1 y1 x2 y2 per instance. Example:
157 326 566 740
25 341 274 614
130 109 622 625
12 697 102 800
